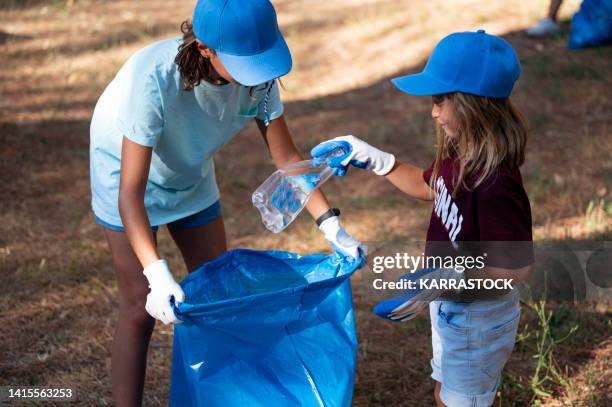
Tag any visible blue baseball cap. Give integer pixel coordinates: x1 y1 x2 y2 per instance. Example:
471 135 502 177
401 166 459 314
392 29 521 98
193 0 292 86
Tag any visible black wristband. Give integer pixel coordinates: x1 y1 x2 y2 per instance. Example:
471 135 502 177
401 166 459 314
315 208 341 227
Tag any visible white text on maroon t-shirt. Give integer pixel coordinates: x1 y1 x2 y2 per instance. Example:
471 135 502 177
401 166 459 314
434 176 463 241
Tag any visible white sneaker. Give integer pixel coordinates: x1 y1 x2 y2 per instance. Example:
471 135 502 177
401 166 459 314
526 17 560 38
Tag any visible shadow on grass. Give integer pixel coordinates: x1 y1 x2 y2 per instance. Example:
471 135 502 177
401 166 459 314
3 21 181 61
0 30 31 44
0 0 49 10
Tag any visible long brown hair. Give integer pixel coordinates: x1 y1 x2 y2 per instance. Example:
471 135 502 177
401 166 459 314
174 20 227 90
428 93 528 197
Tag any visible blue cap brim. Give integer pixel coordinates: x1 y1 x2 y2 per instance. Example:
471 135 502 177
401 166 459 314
391 72 455 96
217 33 292 87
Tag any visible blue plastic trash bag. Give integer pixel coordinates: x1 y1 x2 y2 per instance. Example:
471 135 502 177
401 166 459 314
170 249 364 407
568 0 612 49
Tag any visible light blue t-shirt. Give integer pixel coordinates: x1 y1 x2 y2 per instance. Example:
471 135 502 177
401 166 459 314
90 37 283 227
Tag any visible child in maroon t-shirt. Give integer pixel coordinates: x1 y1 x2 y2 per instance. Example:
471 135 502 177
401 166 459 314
312 30 533 406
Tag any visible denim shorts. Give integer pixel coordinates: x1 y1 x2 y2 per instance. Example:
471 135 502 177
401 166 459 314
95 200 223 232
429 288 521 407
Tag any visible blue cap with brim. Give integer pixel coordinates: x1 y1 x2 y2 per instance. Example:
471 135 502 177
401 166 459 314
193 0 292 86
217 35 292 87
392 29 521 98
391 72 459 96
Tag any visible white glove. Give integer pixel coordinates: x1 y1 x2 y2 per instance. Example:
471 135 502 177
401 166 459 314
310 135 396 176
319 216 363 260
143 259 185 325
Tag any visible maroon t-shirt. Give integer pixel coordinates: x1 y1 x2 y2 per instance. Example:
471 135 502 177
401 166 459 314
423 157 534 268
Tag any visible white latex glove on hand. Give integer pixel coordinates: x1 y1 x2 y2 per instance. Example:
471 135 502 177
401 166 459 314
319 216 364 260
310 135 396 176
143 259 185 325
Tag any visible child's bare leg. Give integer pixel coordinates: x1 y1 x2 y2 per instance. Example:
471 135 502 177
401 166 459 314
104 228 157 407
167 216 227 273
434 381 447 407
548 0 563 22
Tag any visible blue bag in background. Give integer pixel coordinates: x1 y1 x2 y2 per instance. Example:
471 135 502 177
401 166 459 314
170 249 364 407
568 0 612 49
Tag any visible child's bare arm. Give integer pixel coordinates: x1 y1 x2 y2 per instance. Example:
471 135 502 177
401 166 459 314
118 136 161 267
310 136 434 201
384 160 434 201
256 116 330 219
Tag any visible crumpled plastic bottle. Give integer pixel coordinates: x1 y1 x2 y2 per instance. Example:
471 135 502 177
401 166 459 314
252 149 342 233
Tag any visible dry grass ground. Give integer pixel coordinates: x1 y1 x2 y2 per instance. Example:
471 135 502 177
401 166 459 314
1 0 610 405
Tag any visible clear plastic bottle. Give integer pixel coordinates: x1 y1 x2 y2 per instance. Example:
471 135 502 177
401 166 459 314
252 151 341 233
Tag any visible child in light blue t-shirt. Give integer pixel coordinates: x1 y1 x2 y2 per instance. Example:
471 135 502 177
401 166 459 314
90 1 363 404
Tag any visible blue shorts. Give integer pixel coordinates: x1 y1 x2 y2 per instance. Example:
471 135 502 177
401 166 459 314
95 200 223 232
429 289 520 407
